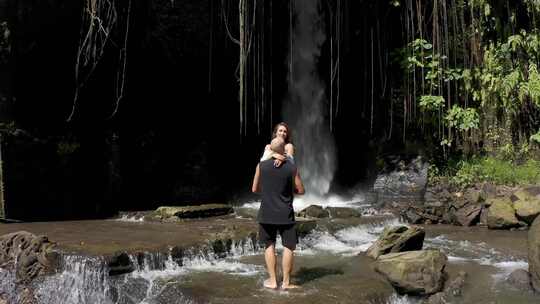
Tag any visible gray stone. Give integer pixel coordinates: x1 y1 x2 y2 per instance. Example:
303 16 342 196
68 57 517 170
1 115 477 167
374 250 447 295
296 217 317 237
455 204 482 226
326 207 361 218
107 252 135 276
373 155 429 205
426 271 467 304
297 205 329 218
156 204 233 219
366 225 425 259
529 216 540 292
506 269 532 291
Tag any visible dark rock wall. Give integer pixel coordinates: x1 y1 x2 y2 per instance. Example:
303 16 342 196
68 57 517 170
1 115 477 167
2 0 404 220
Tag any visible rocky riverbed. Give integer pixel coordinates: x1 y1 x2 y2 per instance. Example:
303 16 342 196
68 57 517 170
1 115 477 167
0 198 539 304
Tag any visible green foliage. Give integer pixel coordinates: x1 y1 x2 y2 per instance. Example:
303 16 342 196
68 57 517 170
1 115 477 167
420 95 445 111
57 141 80 156
531 129 540 144
444 105 479 131
451 157 540 187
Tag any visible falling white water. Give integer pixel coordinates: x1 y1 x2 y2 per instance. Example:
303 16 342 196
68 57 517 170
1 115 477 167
284 0 337 199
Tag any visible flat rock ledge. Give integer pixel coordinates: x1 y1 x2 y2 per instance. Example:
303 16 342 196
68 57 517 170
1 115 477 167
154 204 234 220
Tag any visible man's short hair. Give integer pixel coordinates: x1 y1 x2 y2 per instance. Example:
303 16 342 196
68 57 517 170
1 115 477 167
270 137 285 154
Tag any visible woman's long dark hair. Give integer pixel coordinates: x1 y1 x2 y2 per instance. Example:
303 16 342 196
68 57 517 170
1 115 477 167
272 122 292 144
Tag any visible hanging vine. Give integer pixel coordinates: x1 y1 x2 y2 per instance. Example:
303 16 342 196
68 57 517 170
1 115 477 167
69 0 130 121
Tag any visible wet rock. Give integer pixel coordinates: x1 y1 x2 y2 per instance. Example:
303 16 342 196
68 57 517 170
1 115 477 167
506 269 532 291
481 182 498 199
116 277 150 304
0 231 58 284
107 252 135 276
326 207 361 218
426 271 467 304
487 198 519 229
374 250 447 295
156 204 233 219
154 281 205 304
366 225 425 259
296 217 317 237
479 207 489 226
297 205 329 218
373 155 429 205
403 209 423 224
401 206 441 225
529 216 540 292
455 204 482 226
512 188 540 224
19 287 37 304
464 188 485 204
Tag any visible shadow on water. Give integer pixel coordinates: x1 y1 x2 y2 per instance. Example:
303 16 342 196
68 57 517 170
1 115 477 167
294 266 344 285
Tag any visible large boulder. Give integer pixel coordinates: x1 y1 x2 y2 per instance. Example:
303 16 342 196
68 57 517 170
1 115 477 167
366 226 425 259
0 231 58 284
506 269 532 292
487 198 519 229
373 155 429 205
529 216 540 292
297 205 329 218
155 204 233 219
295 217 317 237
374 250 447 295
455 204 483 226
426 271 467 304
512 188 540 224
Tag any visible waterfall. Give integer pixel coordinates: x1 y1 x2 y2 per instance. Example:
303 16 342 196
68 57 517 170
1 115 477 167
284 0 337 200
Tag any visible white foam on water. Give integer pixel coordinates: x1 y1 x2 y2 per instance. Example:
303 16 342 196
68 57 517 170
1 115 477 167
183 258 263 276
298 218 405 256
240 201 261 210
116 214 145 222
238 191 388 216
425 235 529 282
385 294 420 304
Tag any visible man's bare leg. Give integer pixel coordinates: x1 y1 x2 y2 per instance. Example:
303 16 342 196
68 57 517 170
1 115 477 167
263 244 278 289
281 247 299 289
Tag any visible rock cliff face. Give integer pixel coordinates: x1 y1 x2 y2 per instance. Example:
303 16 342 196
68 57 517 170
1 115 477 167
529 216 540 292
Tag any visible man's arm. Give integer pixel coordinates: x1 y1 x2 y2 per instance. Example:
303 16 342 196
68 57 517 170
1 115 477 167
252 164 261 193
294 169 305 195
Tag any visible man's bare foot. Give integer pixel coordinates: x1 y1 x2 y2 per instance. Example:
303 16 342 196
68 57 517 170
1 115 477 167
263 279 278 289
281 283 300 290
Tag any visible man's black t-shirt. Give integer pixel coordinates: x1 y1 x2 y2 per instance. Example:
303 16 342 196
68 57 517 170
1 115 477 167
257 159 296 225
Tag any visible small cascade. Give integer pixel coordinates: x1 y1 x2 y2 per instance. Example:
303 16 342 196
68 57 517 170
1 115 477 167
0 236 262 304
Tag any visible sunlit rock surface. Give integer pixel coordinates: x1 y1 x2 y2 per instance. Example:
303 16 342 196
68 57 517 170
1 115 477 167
374 250 447 295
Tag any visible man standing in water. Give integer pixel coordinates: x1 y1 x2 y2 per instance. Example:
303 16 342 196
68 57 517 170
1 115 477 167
252 137 305 290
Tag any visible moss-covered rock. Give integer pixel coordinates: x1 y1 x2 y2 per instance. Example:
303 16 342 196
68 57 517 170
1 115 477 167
373 250 447 295
297 205 329 218
155 204 233 219
511 188 540 224
326 207 361 218
487 198 519 229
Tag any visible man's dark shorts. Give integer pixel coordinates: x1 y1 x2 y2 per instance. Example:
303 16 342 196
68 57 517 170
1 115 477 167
259 223 297 250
